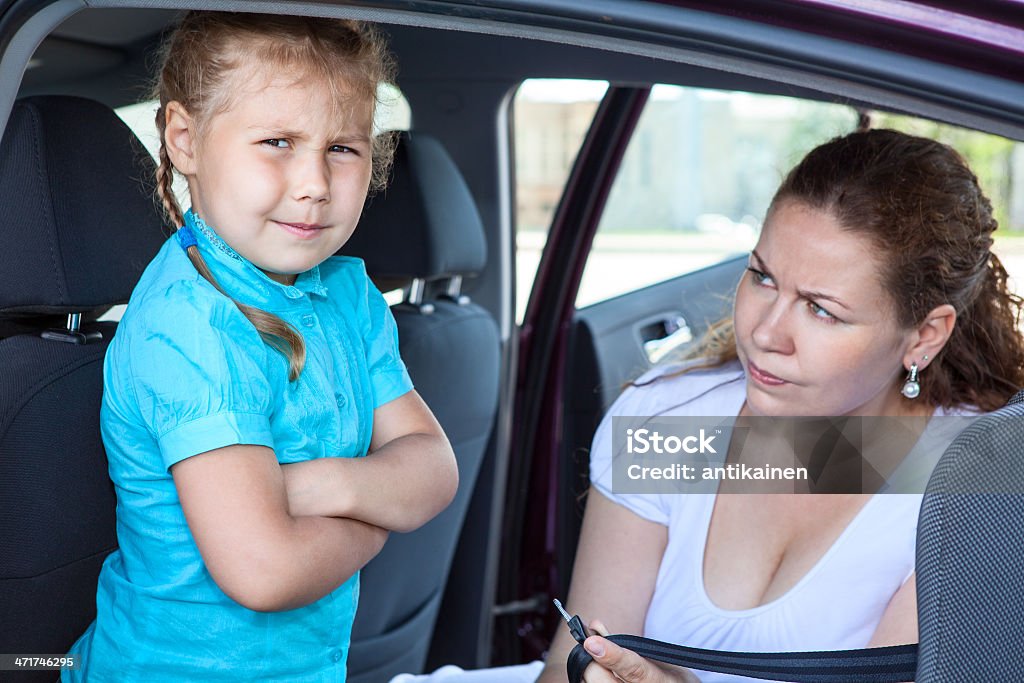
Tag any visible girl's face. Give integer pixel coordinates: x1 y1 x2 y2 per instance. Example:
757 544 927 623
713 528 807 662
733 200 919 418
183 68 374 285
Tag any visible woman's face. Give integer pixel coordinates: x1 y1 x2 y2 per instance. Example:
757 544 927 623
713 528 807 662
733 200 917 417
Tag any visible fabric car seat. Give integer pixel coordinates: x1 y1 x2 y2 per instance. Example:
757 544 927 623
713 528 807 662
915 389 1024 682
341 132 501 682
0 95 166 680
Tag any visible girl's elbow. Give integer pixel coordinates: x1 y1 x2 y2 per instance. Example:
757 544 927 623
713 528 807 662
444 458 459 507
402 455 458 532
433 450 459 516
207 546 304 612
225 575 308 613
383 440 458 532
233 586 287 613
207 566 278 612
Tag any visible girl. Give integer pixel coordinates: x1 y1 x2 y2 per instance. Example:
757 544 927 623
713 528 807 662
64 12 457 682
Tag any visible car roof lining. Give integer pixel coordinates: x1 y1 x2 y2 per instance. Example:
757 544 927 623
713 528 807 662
3 1 1024 141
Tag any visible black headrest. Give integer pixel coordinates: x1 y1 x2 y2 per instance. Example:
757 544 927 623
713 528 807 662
342 132 487 281
0 95 166 318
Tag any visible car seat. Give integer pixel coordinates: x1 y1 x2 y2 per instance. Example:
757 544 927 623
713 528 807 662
0 95 166 681
341 131 502 681
915 389 1024 682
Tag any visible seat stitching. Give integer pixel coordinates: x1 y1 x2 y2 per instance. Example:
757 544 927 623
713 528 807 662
27 102 67 303
0 347 106 439
0 545 118 581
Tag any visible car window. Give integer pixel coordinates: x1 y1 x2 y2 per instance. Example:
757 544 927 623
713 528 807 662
569 85 1024 313
575 85 857 308
513 78 608 322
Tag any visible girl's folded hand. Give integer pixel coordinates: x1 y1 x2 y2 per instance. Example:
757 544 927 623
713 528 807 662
281 459 353 518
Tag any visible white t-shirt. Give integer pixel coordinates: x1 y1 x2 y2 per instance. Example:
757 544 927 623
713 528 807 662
589 360 976 683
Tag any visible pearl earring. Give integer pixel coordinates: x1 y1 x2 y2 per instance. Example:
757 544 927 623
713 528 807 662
901 362 920 399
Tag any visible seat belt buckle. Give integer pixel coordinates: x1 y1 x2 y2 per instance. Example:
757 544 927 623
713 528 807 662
553 598 588 645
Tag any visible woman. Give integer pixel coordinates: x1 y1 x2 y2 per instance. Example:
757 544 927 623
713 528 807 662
396 129 1024 683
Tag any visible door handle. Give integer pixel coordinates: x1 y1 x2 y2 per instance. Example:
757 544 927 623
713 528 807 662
642 316 692 363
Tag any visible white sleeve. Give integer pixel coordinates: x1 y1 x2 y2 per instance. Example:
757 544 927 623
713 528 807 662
588 383 671 526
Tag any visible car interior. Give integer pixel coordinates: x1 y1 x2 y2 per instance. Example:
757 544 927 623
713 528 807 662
2 2 1024 682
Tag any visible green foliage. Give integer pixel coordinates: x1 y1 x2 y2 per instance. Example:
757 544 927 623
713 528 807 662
781 104 859 168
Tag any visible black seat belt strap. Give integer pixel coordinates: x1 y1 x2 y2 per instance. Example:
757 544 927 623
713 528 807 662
567 637 917 682
555 600 917 683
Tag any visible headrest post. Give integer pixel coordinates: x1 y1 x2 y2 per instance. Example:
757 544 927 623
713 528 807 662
446 276 463 298
67 313 81 333
443 276 471 306
408 279 426 306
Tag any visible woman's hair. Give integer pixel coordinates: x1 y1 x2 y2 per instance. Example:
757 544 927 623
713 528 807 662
674 129 1024 412
151 11 398 381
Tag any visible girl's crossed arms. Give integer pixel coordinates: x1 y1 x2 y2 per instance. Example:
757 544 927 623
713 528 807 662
172 390 456 613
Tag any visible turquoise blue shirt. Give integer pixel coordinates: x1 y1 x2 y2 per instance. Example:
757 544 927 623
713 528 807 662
64 210 413 682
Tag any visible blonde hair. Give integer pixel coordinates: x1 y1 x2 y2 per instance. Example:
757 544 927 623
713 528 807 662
152 11 398 381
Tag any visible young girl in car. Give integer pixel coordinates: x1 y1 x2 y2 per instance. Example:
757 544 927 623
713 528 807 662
395 130 1024 683
63 12 457 682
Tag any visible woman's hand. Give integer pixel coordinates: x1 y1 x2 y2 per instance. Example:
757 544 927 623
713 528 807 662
581 620 699 683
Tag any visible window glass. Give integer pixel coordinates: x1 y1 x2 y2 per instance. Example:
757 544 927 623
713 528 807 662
515 79 1024 329
514 79 608 322
574 87 1024 310
576 86 857 308
374 82 412 134
115 100 189 212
